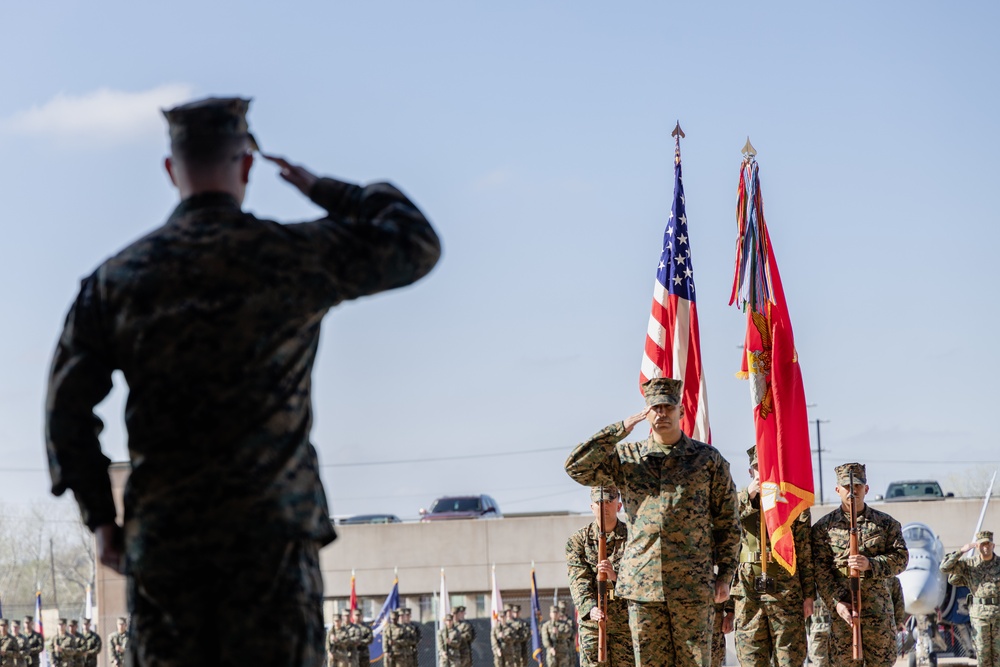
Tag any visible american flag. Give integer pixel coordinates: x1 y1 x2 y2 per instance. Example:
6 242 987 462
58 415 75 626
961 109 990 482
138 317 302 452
639 132 711 442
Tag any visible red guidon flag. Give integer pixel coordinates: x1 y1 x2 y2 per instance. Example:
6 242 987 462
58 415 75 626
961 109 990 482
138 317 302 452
350 569 358 611
730 149 813 575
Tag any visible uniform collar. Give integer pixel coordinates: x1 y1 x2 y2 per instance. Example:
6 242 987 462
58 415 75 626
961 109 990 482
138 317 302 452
169 192 241 221
638 432 695 458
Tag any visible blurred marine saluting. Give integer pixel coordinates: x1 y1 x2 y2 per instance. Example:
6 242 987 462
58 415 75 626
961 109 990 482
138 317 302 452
44 96 440 667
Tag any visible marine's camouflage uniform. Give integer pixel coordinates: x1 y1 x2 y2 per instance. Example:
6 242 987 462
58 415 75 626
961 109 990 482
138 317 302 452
79 630 101 667
106 631 127 667
940 549 1000 667
20 630 42 667
806 596 831 667
565 423 740 667
540 618 575 667
811 504 908 667
386 619 420 667
439 624 464 667
455 617 475 667
45 172 440 667
555 616 576 661
328 624 357 667
491 619 528 667
47 633 78 667
398 621 421 667
565 520 631 666
732 489 814 667
349 621 374 667
0 633 20 667
10 633 26 667
711 599 734 667
384 620 403 667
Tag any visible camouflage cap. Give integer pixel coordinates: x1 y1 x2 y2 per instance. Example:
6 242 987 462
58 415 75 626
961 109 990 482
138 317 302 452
835 462 867 485
590 485 620 502
977 530 993 544
443 613 453 621
549 605 559 613
453 606 466 613
58 618 67 624
747 446 758 468
401 607 412 614
390 610 401 617
640 378 683 407
162 97 259 153
510 604 521 612
23 616 32 623
504 603 514 611
556 601 568 610
0 619 7 626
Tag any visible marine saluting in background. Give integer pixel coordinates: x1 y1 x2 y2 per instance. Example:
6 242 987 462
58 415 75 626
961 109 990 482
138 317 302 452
565 377 740 667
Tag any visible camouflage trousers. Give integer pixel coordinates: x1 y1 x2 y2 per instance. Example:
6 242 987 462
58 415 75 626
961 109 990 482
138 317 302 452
126 537 325 667
579 618 633 667
806 620 830 666
628 599 713 667
545 647 576 667
971 614 1000 667
711 605 726 667
734 595 807 667
829 611 896 667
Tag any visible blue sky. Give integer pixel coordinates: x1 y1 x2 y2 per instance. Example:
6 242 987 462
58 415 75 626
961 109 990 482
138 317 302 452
1 2 998 523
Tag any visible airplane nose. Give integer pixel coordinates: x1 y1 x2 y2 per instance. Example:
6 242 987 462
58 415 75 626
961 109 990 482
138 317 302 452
898 568 941 616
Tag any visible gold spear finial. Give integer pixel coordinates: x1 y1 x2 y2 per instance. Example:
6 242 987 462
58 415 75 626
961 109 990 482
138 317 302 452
742 137 757 157
672 121 685 139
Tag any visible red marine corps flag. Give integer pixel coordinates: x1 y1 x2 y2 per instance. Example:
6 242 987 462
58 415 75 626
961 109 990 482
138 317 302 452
640 123 711 442
729 140 813 575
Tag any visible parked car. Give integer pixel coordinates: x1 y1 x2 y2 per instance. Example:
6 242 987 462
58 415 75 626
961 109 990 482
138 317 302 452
419 495 502 521
338 513 402 525
876 480 953 502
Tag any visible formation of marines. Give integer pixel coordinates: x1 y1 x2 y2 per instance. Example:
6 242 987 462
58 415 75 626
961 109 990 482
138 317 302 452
491 603 532 667
539 603 576 667
0 617 103 667
327 610 375 667
384 608 422 667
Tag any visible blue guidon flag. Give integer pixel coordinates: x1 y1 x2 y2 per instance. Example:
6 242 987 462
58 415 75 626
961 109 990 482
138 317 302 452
530 566 544 665
369 576 400 664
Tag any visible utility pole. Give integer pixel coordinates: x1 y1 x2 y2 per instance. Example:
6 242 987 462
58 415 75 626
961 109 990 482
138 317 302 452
812 419 830 504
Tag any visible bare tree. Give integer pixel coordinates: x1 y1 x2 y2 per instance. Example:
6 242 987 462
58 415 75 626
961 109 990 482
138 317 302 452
945 465 1000 499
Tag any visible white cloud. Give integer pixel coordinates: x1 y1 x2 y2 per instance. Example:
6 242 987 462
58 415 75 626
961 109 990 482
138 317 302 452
0 83 196 145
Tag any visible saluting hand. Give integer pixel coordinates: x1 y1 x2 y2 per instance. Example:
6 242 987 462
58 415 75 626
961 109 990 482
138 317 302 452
261 154 319 196
622 408 651 435
747 477 761 500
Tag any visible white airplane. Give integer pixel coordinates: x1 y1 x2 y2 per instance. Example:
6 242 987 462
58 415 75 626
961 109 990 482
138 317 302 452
898 521 947 616
896 472 995 667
